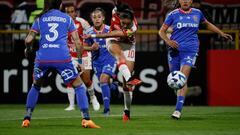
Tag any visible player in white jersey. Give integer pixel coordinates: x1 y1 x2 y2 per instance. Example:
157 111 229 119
65 5 100 111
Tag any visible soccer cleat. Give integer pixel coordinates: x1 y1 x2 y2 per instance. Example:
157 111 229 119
122 110 130 122
171 110 181 119
21 119 30 128
64 105 75 111
126 78 142 86
81 119 101 128
90 96 100 111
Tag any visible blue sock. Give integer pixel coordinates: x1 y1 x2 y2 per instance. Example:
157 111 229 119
100 82 110 111
25 84 40 120
74 84 90 120
175 96 185 112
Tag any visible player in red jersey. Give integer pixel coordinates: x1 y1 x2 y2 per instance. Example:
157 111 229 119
65 5 100 111
84 3 142 121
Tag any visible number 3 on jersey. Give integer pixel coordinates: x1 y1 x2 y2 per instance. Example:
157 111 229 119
45 23 59 42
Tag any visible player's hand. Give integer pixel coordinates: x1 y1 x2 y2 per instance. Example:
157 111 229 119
221 33 233 40
166 40 179 49
24 48 32 58
91 43 100 51
82 35 91 39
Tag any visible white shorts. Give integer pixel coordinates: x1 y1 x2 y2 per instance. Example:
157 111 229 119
106 38 135 62
82 51 92 70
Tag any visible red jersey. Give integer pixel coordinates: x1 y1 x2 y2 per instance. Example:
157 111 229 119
110 8 138 44
68 17 90 58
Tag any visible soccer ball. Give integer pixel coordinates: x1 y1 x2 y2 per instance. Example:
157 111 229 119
167 71 187 90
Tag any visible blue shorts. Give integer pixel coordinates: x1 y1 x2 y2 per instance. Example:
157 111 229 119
93 60 117 79
168 49 198 72
33 61 79 85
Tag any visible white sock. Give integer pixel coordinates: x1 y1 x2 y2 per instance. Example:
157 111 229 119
67 88 75 107
118 64 131 81
124 91 133 110
87 84 95 98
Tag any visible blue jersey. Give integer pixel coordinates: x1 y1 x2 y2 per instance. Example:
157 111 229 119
164 8 206 53
31 9 76 63
85 25 115 64
85 25 116 79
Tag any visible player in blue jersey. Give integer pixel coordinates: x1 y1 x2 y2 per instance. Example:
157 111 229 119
21 0 100 128
159 0 232 119
85 7 117 116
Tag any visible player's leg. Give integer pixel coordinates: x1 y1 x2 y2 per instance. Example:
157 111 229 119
122 60 134 121
61 61 100 128
99 73 111 116
22 63 46 128
81 69 100 111
64 86 75 111
171 51 197 119
107 40 132 82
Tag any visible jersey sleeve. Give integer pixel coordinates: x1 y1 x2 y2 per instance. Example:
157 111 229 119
68 17 77 33
76 17 90 34
199 10 206 23
84 29 94 46
163 13 174 26
30 18 40 33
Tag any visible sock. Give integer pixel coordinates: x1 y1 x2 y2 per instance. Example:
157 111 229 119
123 89 132 111
67 88 75 107
118 63 131 81
87 83 95 97
74 84 90 120
24 84 40 120
100 82 110 111
175 96 185 112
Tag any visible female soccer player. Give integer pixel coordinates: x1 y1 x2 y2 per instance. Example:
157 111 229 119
159 0 232 119
85 7 117 116
65 5 100 111
22 0 100 128
84 3 142 121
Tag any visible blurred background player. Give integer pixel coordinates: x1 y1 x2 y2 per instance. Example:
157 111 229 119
159 0 232 119
85 7 117 116
22 0 100 128
65 5 100 111
84 3 142 121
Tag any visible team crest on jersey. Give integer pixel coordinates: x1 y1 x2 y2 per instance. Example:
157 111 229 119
193 16 198 22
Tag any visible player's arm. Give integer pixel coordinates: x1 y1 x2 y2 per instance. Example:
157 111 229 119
84 30 126 39
159 24 178 48
203 20 233 40
83 42 99 51
24 30 37 57
71 31 83 59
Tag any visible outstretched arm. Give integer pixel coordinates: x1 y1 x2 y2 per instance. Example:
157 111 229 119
84 30 126 39
203 20 233 40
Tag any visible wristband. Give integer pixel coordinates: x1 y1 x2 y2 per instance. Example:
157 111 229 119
91 34 96 38
77 59 82 64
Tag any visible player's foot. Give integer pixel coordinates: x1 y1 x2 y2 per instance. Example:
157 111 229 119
122 110 130 121
171 110 181 119
103 108 110 116
90 96 100 111
64 105 75 111
81 119 101 128
21 119 30 128
126 78 142 86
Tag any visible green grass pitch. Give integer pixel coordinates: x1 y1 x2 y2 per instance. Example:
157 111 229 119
0 104 240 135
